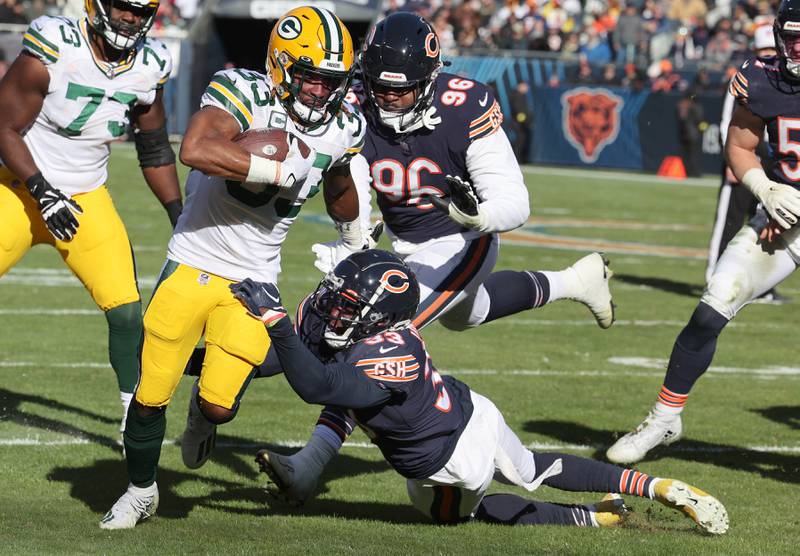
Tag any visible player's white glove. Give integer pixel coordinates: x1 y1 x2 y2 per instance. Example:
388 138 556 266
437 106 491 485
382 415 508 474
428 175 488 232
311 221 384 274
742 168 800 229
246 134 317 189
26 172 83 242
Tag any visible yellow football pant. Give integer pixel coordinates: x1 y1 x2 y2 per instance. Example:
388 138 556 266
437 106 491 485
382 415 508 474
0 166 139 310
138 261 270 409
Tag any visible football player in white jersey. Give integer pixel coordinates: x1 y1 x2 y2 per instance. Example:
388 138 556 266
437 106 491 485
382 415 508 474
0 0 181 436
100 6 369 529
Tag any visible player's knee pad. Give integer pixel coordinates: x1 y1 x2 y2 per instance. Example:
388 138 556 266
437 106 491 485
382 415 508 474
701 269 753 320
677 302 729 350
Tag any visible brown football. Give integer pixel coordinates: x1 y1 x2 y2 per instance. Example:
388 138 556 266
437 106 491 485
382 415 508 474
232 127 310 160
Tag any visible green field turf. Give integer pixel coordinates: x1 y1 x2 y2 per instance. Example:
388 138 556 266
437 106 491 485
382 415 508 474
1 146 798 554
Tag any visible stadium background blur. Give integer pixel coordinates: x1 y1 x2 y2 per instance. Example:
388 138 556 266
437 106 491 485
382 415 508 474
0 1 777 173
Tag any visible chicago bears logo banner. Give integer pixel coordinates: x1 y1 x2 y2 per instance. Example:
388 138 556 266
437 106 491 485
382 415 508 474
531 86 646 169
562 88 622 163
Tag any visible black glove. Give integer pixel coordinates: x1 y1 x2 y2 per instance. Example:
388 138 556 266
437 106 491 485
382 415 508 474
229 278 287 328
26 172 83 241
428 175 485 230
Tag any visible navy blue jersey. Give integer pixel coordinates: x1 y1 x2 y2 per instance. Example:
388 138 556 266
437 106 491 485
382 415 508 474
294 296 474 479
730 56 800 187
355 73 504 243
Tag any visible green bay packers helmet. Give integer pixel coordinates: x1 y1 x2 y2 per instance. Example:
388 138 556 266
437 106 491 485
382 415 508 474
267 6 355 128
85 0 159 51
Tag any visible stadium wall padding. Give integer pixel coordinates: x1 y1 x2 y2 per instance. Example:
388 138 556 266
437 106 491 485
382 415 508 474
448 55 725 175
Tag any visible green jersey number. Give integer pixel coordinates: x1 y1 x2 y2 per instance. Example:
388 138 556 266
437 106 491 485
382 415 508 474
225 153 331 216
57 82 137 138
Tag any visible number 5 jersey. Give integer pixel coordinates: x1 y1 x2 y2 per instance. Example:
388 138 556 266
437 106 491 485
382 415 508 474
19 15 172 196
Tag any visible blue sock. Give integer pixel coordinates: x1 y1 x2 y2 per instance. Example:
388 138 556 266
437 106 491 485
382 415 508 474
483 271 550 323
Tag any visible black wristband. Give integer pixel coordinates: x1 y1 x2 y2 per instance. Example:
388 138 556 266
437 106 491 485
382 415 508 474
24 172 47 200
163 198 183 228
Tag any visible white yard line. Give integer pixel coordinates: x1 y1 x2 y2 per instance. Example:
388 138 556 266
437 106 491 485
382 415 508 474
2 359 798 378
522 165 717 188
1 436 797 454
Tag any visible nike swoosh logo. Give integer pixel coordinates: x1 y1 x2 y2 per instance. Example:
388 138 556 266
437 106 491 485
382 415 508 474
265 291 281 303
379 346 399 354
478 92 489 107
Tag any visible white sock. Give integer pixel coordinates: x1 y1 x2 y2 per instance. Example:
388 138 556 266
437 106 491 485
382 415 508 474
653 401 683 418
120 392 133 432
647 477 665 499
128 482 157 496
540 269 572 302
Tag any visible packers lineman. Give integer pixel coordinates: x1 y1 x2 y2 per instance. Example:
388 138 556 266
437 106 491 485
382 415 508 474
100 6 368 529
0 1 181 433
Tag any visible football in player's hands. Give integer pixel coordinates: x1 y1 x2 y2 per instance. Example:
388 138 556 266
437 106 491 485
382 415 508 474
234 128 298 160
230 278 287 328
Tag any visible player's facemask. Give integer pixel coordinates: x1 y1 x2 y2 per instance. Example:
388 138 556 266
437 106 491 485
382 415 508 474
362 66 442 134
310 275 391 350
286 62 353 128
777 29 800 79
86 0 158 52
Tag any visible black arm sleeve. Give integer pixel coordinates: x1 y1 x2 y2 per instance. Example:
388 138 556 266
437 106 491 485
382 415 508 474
267 318 393 408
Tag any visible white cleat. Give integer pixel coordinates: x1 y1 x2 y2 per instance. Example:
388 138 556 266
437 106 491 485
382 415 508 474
99 483 159 530
654 479 729 535
606 412 682 464
181 380 217 469
568 252 615 329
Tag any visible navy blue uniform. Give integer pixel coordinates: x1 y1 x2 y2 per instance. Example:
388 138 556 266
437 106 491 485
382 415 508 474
356 72 504 243
268 297 474 479
730 56 800 187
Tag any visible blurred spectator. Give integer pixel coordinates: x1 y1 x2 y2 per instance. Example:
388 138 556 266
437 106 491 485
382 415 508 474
650 59 686 92
676 88 706 177
669 0 708 26
0 0 27 24
580 23 612 64
509 81 533 162
600 62 619 85
614 3 643 64
572 55 596 84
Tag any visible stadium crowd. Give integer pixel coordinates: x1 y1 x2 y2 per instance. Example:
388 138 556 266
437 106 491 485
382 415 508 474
0 0 199 29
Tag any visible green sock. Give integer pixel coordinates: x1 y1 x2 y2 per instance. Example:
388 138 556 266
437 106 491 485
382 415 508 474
105 301 143 393
124 405 166 488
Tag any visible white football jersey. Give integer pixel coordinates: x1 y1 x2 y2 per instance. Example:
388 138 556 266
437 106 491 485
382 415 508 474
168 68 366 283
18 16 172 196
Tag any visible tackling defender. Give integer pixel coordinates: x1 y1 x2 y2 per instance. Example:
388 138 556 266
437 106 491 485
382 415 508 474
100 6 370 529
232 249 727 534
259 11 615 504
607 0 800 464
0 0 181 432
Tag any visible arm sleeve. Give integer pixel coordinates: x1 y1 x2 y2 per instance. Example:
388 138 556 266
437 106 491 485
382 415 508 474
466 128 530 233
350 153 375 231
267 318 393 408
719 89 734 147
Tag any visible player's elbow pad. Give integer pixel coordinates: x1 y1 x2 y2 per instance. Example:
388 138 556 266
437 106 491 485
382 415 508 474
134 125 176 168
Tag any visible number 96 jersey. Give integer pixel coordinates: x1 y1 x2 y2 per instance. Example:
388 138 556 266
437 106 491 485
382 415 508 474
20 16 172 196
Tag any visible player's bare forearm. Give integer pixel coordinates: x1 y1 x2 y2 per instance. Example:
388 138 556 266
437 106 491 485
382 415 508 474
0 130 39 181
725 104 764 181
179 106 251 181
0 52 49 182
324 165 359 222
141 164 181 204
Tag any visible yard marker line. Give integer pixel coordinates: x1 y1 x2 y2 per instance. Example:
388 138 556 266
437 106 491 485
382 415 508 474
521 165 717 188
0 309 100 316
2 360 798 377
2 437 798 454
